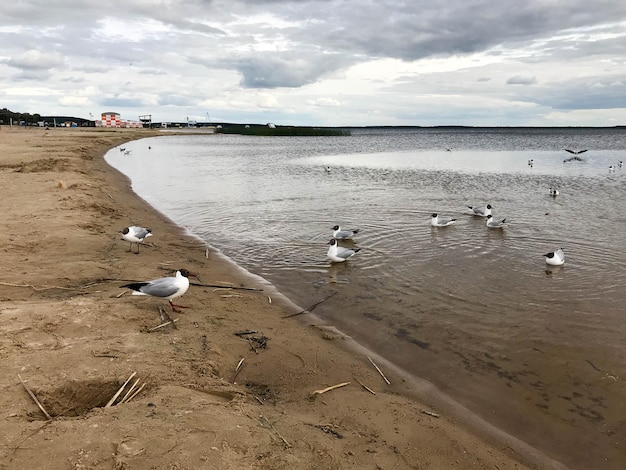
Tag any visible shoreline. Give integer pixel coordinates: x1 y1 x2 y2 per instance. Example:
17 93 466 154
1 127 552 469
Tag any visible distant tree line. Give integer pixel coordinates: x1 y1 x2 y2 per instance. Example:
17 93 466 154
0 108 42 125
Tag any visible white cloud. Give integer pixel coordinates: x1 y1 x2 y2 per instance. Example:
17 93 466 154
1 1 626 126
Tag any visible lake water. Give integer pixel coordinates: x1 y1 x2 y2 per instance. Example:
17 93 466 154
106 127 626 469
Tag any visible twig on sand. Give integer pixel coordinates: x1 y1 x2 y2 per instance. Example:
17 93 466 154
106 372 137 407
0 281 72 292
354 377 376 395
119 378 141 404
148 318 179 332
18 374 51 420
367 356 391 385
257 415 291 448
232 358 245 383
123 382 146 403
421 410 440 418
310 382 350 397
158 305 178 329
282 292 338 318
191 282 263 291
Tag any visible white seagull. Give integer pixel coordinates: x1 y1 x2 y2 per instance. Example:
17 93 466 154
549 187 560 197
544 248 565 266
120 226 153 253
468 204 492 217
121 269 196 312
486 215 507 229
431 213 457 227
332 225 360 240
327 239 361 263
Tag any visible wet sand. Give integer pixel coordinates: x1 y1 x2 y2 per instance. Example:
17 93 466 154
1 126 558 469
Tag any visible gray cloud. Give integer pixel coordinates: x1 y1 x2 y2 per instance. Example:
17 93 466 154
1 0 626 125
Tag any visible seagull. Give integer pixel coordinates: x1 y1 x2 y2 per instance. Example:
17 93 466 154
332 225 360 240
468 204 492 217
431 213 457 227
549 187 560 197
544 248 565 266
609 165 616 172
325 166 331 173
486 215 507 229
564 149 588 154
528 159 534 167
619 161 623 168
120 269 196 312
119 147 126 152
327 239 361 263
120 226 152 254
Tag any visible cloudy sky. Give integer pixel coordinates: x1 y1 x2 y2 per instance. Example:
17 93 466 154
2 0 626 126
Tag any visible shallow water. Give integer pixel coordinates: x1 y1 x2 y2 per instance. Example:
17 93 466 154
107 127 626 469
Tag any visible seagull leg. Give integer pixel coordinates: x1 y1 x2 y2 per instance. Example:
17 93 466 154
169 300 190 313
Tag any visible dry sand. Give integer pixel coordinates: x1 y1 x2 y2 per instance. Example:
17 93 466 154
0 126 552 469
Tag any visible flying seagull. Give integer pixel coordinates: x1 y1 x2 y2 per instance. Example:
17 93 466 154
120 269 196 312
120 226 152 254
564 149 588 154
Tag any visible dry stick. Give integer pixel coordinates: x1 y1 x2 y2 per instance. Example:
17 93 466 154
421 410 440 418
119 378 141 404
191 282 263 291
282 292 338 318
124 383 146 403
354 377 376 395
232 358 245 382
158 305 178 330
311 382 351 396
105 372 137 407
367 356 391 385
18 374 51 420
148 319 179 332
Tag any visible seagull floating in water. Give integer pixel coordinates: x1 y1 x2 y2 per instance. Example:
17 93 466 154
549 187 560 197
332 225 360 240
544 248 565 266
431 213 457 227
619 161 623 167
121 269 196 312
486 215 507 229
564 149 588 154
468 204 492 217
327 239 360 263
120 226 152 254
609 165 616 171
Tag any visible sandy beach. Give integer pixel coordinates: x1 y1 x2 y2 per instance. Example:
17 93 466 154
1 126 551 469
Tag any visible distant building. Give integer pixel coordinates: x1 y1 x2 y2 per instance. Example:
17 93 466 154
96 111 143 128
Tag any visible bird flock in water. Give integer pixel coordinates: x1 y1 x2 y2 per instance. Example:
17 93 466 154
324 147 623 269
118 147 622 311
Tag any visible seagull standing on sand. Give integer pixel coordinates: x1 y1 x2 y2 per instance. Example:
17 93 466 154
120 269 196 312
486 215 507 229
544 248 565 266
327 239 361 263
468 204 492 217
431 213 457 227
332 225 360 240
120 226 152 254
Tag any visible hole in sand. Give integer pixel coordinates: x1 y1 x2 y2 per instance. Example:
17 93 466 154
29 379 148 419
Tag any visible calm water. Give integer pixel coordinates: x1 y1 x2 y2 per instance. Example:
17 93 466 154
106 128 626 469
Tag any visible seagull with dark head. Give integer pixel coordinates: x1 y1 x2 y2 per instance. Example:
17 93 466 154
121 269 197 312
120 226 152 254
